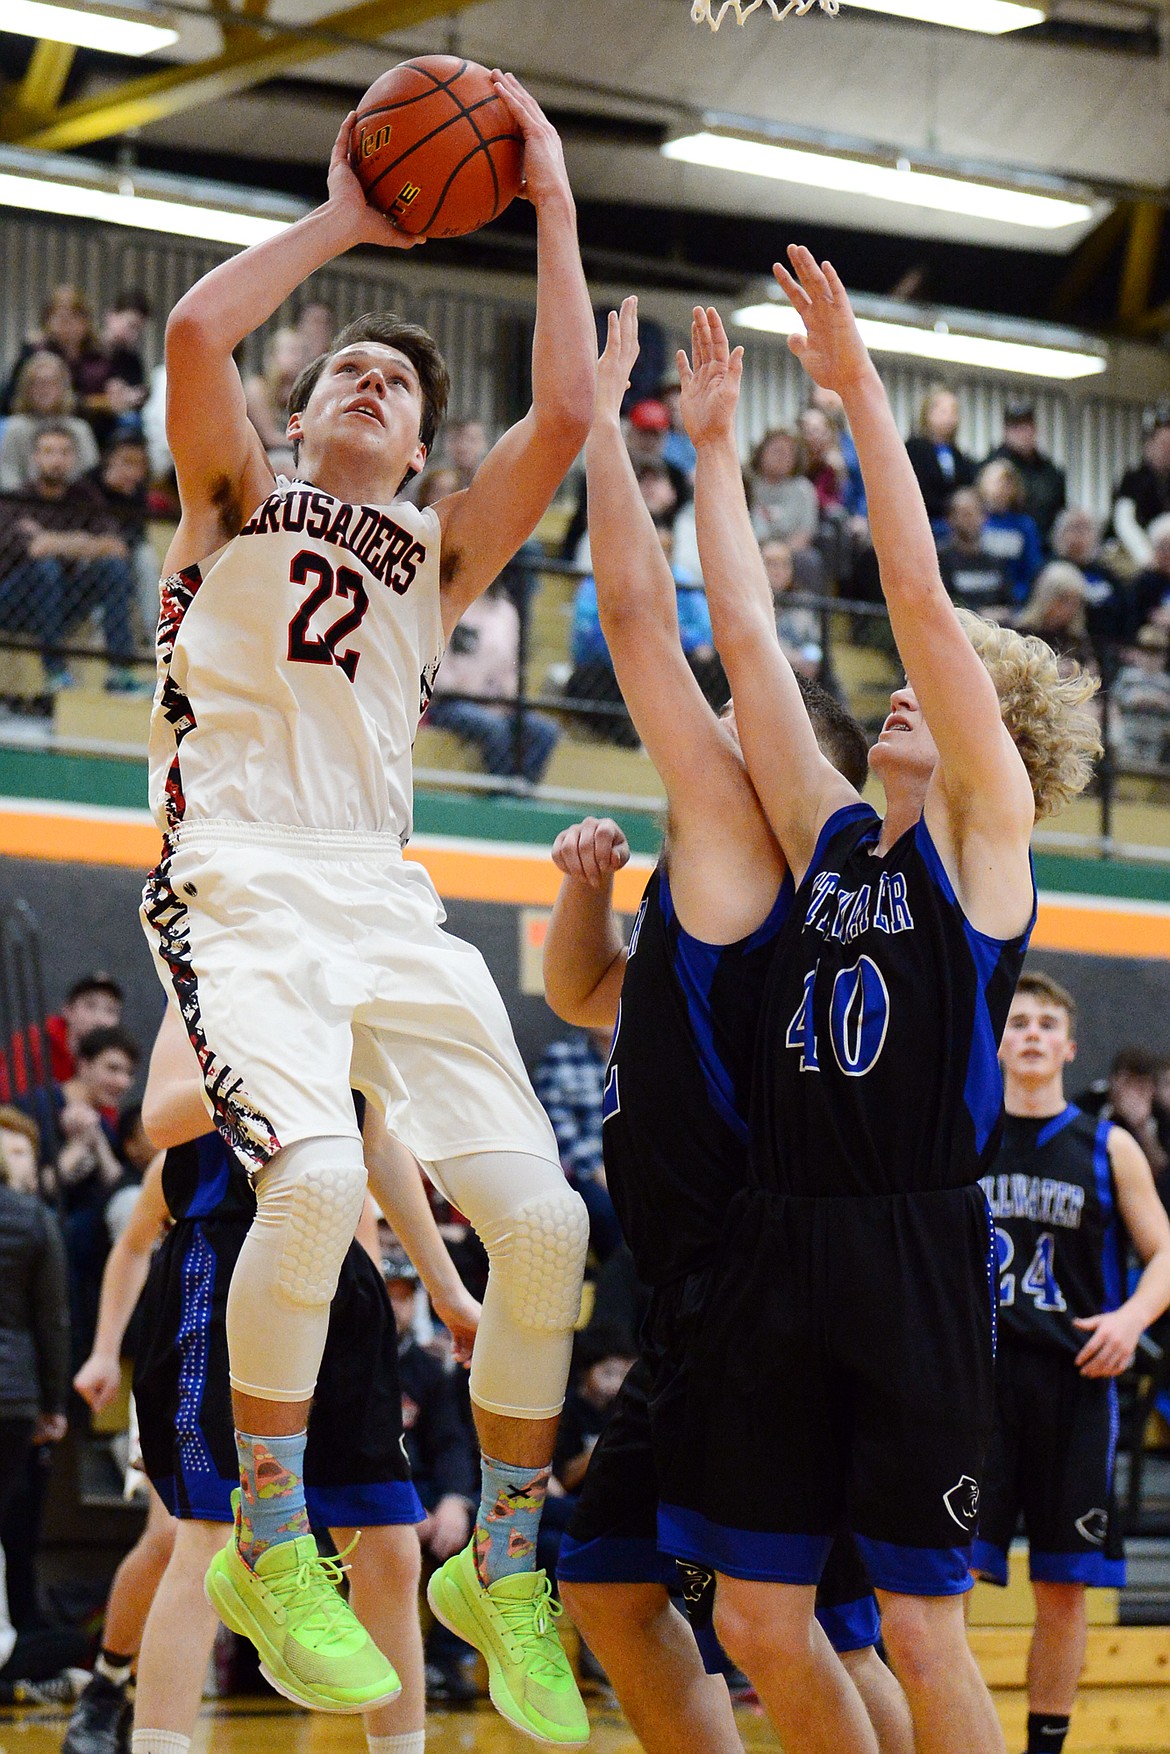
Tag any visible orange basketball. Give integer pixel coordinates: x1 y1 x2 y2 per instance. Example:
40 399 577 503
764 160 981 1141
350 56 524 239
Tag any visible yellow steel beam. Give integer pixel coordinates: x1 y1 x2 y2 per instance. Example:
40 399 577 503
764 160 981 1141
1133 297 1170 337
14 39 77 117
1 0 482 152
1048 203 1129 321
1117 200 1165 328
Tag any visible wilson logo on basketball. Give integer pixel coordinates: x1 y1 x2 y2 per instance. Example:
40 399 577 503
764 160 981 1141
359 124 393 159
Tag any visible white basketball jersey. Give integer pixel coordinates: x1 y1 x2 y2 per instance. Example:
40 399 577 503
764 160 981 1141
148 476 444 839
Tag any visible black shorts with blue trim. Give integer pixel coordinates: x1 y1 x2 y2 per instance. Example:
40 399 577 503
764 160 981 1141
134 1216 424 1528
658 1185 996 1597
557 1274 880 1659
973 1337 1125 1589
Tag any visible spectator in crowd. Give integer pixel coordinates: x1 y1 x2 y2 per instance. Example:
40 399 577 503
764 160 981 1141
535 1027 622 1263
760 536 822 678
1113 405 1170 569
658 371 696 481
1128 512 1170 639
552 1325 636 1495
89 436 155 645
0 1110 42 1199
295 299 335 360
243 326 310 470
747 427 820 556
415 465 462 512
437 416 489 490
83 292 152 449
1112 625 1170 767
983 399 1066 545
624 399 691 507
0 426 142 693
50 1025 138 1359
427 578 561 786
1016 561 1096 669
1075 1046 1170 1182
811 385 867 522
936 485 1013 616
799 404 846 512
383 1246 480 1705
1051 507 1125 653
0 1145 69 1645
977 457 1045 604
1 287 105 418
0 353 99 492
905 384 977 527
44 973 123 1093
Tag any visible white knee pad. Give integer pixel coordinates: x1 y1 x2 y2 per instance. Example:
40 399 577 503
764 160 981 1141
428 1151 589 1420
226 1134 366 1403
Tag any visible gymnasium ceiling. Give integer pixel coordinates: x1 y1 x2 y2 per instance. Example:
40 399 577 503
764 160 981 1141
3 0 1170 331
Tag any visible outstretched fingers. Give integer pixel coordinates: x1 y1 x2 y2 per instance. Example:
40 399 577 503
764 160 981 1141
788 242 834 302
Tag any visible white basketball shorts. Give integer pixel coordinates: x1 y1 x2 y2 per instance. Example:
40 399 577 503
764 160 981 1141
141 821 558 1174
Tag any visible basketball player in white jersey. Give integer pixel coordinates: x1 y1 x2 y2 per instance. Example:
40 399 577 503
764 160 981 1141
141 78 595 1739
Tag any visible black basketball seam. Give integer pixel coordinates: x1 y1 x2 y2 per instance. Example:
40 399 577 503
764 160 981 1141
353 58 471 125
412 136 511 234
359 99 517 210
452 78 502 216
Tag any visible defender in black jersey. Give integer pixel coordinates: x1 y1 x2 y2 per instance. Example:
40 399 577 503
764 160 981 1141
973 973 1170 1754
661 270 1100 1754
544 295 913 1754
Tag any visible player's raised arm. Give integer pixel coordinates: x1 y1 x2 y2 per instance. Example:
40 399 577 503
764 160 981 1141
774 248 1037 919
74 1154 169 1413
543 818 630 1030
164 112 418 563
683 306 859 882
1074 1126 1170 1377
435 74 594 635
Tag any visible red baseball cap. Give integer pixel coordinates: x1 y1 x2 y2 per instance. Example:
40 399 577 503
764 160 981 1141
628 399 671 434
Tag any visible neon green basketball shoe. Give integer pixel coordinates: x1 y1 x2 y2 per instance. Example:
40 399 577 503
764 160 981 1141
427 1540 589 1744
205 1492 400 1714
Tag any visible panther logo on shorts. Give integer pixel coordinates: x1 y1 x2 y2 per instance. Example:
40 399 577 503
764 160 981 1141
1075 1507 1108 1546
675 1561 716 1624
943 1475 980 1531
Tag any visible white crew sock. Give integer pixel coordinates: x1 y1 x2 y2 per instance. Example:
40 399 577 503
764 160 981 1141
368 1733 426 1754
131 1732 191 1754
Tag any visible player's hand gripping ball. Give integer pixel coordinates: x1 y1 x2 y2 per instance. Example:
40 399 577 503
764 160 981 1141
350 55 524 238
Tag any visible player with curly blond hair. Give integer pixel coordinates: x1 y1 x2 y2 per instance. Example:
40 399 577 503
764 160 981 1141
653 253 1100 1754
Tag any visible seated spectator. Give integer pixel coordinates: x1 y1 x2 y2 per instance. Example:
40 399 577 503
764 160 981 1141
243 326 310 470
1074 1044 1170 1182
625 399 691 508
436 415 488 490
0 1108 45 1198
937 486 1013 616
799 405 846 512
761 537 822 678
545 1325 637 1580
905 384 976 528
811 385 866 523
1015 560 1096 669
383 1247 480 1705
1051 506 1125 653
0 353 98 493
977 459 1044 604
42 972 123 1095
427 579 560 786
747 427 820 552
1112 405 1170 569
414 465 462 512
1112 625 1170 767
535 1026 622 1263
983 399 1065 546
0 427 143 694
89 436 155 646
295 299 335 360
2 286 105 417
658 371 696 481
1128 512 1170 639
83 292 151 449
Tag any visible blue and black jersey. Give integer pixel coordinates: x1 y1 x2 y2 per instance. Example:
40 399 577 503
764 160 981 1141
601 863 793 1286
982 1106 1126 1357
752 802 1035 1198
162 1132 256 1223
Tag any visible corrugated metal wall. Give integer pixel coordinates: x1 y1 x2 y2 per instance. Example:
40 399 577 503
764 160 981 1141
0 210 1148 517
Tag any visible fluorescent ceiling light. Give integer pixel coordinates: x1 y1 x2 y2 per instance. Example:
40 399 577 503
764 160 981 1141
4 0 177 55
663 132 1094 231
844 0 1044 33
733 302 1107 381
0 148 304 247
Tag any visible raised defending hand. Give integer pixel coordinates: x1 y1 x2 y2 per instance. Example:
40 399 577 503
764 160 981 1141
489 71 572 210
596 297 639 426
328 112 423 250
552 817 630 889
677 305 743 448
773 245 874 395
